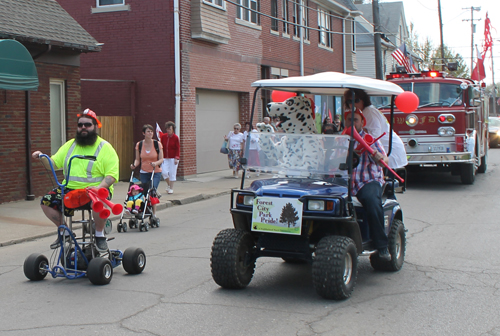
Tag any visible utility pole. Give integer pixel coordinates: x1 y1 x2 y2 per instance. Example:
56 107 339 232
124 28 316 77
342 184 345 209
372 0 383 79
437 0 445 71
463 6 481 74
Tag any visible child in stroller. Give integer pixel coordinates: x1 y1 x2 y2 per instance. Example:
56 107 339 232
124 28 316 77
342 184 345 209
117 172 160 232
126 184 144 214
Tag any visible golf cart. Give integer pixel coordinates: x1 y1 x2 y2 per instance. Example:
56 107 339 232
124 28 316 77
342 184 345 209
210 72 407 300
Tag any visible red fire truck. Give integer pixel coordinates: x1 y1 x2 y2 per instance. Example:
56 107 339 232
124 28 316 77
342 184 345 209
381 70 489 184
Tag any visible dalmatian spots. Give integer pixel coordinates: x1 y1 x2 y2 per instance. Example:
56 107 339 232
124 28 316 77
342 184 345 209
267 96 317 134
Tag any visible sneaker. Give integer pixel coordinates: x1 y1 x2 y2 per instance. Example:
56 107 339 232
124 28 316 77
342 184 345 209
234 175 239 179
247 174 251 178
50 235 71 249
95 237 108 252
131 209 138 214
378 248 391 261
167 189 173 194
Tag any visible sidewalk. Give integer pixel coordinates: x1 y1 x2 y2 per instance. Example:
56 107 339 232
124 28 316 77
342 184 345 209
0 170 247 247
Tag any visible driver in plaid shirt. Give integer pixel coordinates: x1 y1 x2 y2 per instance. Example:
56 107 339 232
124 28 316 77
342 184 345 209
344 109 391 261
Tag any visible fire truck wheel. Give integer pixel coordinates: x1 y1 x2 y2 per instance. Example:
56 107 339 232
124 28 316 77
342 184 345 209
477 151 487 174
460 163 475 185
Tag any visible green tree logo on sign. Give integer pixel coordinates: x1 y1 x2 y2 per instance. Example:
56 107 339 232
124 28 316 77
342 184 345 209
280 202 299 228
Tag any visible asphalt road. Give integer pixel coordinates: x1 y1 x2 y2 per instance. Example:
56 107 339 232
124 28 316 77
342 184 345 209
1 150 500 335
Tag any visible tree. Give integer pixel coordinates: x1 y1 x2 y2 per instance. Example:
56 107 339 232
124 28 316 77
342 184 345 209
407 23 469 78
279 202 299 228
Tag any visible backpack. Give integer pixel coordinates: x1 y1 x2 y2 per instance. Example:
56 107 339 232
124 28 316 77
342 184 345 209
138 140 160 159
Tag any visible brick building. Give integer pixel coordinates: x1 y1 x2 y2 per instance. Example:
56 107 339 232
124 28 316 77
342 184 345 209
57 0 361 176
0 0 100 203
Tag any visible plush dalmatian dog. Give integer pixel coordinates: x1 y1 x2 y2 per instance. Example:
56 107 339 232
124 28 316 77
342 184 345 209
267 96 317 134
255 96 324 175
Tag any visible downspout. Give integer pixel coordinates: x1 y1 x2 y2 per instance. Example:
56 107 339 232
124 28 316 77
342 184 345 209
174 0 181 137
299 0 304 75
26 45 52 201
342 16 346 74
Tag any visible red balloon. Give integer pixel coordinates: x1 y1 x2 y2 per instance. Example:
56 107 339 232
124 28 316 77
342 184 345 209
271 90 296 102
395 91 419 113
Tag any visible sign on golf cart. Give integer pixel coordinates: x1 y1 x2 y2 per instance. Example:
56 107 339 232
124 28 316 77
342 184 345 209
210 72 410 300
251 197 303 235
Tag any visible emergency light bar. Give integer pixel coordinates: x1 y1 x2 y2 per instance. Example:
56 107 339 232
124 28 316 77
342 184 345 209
386 70 445 80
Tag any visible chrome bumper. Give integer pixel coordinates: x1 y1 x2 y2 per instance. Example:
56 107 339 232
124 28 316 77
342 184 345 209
406 152 474 164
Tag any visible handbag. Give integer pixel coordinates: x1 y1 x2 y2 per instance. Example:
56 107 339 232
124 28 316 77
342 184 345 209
220 139 229 154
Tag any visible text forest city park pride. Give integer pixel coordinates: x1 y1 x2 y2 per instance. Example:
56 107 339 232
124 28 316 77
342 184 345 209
251 197 303 235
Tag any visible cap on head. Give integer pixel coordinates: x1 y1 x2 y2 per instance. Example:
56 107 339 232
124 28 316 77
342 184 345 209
344 108 366 127
77 108 102 128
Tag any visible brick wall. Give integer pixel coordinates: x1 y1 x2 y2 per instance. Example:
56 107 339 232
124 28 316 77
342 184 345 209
0 62 81 203
58 0 346 178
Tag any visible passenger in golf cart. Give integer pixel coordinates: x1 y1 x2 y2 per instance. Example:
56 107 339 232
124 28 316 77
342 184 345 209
343 109 391 260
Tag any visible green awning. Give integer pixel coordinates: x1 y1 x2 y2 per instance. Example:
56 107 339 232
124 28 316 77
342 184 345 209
0 39 38 91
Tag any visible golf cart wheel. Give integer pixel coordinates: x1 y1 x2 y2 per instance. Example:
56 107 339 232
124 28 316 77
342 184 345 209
87 257 113 285
122 247 147 274
370 219 406 272
24 253 49 281
312 236 358 300
117 222 123 233
210 229 256 289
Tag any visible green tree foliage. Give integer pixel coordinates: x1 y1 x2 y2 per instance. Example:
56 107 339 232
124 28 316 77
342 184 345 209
407 23 469 78
279 202 299 228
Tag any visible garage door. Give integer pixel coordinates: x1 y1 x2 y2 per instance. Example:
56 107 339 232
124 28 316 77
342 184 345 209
196 89 239 173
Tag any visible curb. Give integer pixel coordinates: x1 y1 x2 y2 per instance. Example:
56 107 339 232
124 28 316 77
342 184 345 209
0 190 231 248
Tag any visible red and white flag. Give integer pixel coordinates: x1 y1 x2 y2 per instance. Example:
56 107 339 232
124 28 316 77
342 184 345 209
155 122 163 140
471 46 486 81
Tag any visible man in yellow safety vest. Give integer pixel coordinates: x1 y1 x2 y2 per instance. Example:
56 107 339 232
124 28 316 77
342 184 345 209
32 109 119 252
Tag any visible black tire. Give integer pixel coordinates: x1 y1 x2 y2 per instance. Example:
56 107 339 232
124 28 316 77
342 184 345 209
312 236 358 300
478 151 487 174
128 219 135 229
87 257 113 285
139 222 144 232
460 163 475 184
144 223 149 232
122 222 128 232
211 229 256 289
117 222 122 233
24 253 49 281
122 247 146 274
370 219 406 272
156 218 160 227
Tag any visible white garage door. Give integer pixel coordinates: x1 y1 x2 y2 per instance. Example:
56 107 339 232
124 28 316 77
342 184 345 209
196 89 239 173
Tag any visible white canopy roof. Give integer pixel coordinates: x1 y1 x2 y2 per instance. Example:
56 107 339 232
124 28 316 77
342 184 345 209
251 71 404 96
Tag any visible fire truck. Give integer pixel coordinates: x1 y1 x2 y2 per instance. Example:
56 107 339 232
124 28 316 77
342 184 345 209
381 70 489 184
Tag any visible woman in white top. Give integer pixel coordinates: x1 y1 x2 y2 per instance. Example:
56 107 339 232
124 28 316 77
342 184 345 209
224 123 245 178
243 122 261 178
344 89 408 169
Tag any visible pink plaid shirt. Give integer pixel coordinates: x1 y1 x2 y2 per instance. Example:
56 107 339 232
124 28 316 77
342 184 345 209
352 130 386 195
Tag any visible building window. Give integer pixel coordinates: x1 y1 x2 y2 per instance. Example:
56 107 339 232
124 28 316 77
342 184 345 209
293 1 308 40
236 0 259 25
203 0 225 9
352 20 356 52
50 80 66 155
97 0 124 6
271 0 278 31
282 0 289 34
318 9 331 47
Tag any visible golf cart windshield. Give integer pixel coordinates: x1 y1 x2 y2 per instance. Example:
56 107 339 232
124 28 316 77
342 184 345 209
247 133 350 179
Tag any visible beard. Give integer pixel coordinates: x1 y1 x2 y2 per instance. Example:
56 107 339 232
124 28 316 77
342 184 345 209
75 128 98 146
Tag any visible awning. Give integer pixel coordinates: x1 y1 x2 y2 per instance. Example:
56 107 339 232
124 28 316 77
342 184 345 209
0 39 38 91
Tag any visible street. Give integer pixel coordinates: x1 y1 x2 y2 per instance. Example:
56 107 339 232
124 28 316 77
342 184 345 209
1 151 500 336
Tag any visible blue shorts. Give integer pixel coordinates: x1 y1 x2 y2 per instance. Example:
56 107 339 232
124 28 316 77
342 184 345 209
140 172 161 191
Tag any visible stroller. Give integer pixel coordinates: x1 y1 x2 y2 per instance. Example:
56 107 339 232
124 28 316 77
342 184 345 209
117 171 161 232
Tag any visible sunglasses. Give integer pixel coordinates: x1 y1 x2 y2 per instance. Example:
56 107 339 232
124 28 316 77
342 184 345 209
78 122 93 128
234 127 241 130
347 98 361 104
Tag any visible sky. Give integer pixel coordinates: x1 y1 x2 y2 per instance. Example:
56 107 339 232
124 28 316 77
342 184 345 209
383 0 500 85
